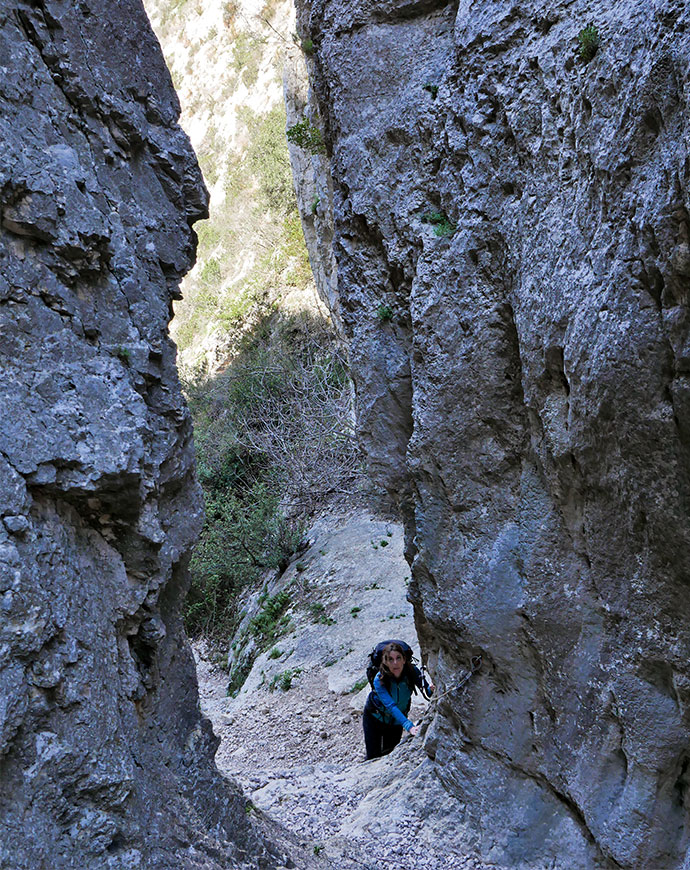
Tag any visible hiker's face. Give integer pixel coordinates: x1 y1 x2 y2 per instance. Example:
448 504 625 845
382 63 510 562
385 650 405 678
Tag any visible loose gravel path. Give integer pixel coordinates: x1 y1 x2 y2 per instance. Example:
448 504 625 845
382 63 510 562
195 512 484 870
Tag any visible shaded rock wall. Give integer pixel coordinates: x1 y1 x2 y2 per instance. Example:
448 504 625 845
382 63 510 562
284 49 342 333
291 0 690 866
0 2 282 867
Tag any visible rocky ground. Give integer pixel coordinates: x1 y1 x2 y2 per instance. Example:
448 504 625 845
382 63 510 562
195 511 484 870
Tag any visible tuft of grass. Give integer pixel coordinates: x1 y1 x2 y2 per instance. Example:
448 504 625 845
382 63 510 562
115 346 131 365
349 678 368 694
268 647 283 660
376 304 393 323
421 209 456 237
577 24 600 62
301 38 315 55
270 667 302 691
311 194 320 215
422 82 439 99
308 602 336 625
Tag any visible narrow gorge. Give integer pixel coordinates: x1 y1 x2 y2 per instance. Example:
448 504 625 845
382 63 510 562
2 1 690 869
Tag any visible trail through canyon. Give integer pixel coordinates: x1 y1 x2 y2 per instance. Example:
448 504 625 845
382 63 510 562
195 511 484 870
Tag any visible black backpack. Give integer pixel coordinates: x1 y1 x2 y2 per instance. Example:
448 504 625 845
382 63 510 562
366 639 434 702
366 639 415 689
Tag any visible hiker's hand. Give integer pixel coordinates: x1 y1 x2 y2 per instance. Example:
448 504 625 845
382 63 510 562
409 725 420 737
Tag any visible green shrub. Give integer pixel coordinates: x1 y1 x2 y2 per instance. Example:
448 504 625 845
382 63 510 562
281 211 313 286
197 147 221 187
301 38 315 55
246 105 297 213
421 209 456 237
376 304 393 323
422 82 439 99
577 24 600 62
268 647 283 660
195 221 222 252
227 657 254 697
232 32 265 88
200 257 223 286
311 194 320 215
250 590 292 645
182 313 361 655
286 119 326 155
270 667 302 691
184 484 301 640
307 602 335 625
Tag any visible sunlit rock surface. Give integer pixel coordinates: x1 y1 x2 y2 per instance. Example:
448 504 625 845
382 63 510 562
0 2 290 867
291 0 690 866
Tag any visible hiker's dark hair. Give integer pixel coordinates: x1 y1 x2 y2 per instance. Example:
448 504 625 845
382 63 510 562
379 642 416 690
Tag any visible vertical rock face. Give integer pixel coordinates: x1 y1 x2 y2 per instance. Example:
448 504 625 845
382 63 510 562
0 2 271 867
292 0 690 866
284 51 342 333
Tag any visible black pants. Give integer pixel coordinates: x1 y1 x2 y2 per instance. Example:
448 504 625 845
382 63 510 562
362 710 403 760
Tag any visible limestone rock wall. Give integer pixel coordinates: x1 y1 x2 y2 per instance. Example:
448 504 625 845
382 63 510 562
284 49 342 333
0 2 282 867
292 0 690 866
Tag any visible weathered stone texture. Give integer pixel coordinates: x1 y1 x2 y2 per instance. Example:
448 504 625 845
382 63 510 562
293 0 690 866
0 2 283 867
284 50 341 333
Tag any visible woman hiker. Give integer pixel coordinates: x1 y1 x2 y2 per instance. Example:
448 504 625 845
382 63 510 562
362 641 434 760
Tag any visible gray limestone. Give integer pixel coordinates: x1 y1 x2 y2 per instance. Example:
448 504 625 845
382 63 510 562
290 0 690 866
0 2 297 868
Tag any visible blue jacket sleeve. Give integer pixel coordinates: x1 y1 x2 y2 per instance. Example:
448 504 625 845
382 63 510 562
373 674 414 731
